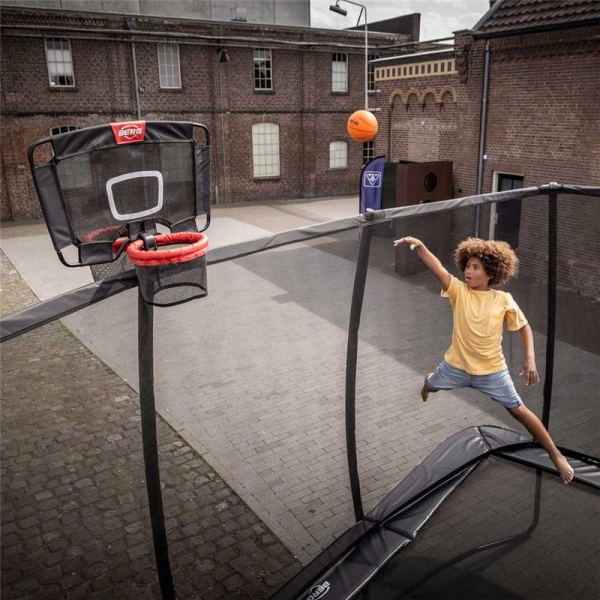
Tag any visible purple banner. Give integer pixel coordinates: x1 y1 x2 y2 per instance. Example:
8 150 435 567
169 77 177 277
360 156 385 213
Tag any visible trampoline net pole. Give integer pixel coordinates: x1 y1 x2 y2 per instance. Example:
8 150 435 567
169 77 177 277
542 190 558 430
138 288 175 600
345 226 373 522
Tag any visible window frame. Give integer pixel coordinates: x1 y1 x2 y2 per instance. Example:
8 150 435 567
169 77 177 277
50 125 80 136
253 48 273 91
329 140 348 170
362 141 375 165
368 54 380 93
252 122 281 179
45 38 75 88
331 53 348 93
157 43 182 90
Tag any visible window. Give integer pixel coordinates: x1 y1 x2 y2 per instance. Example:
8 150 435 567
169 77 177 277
254 48 273 90
158 43 181 89
332 53 348 92
252 123 280 178
45 38 74 87
441 62 445 73
50 125 79 136
329 141 348 169
362 141 374 165
368 54 379 92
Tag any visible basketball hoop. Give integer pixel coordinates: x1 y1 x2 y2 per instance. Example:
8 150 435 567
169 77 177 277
126 232 209 307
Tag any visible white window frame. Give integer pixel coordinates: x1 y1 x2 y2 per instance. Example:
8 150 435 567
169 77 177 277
45 38 75 87
254 48 273 90
362 141 374 165
157 43 182 89
332 53 348 93
490 171 524 239
368 54 380 92
329 141 348 169
252 123 280 178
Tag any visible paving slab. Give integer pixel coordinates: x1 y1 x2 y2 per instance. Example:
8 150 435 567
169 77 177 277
2 195 598 580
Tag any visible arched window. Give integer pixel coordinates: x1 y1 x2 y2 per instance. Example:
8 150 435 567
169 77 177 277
329 141 348 169
252 123 280 178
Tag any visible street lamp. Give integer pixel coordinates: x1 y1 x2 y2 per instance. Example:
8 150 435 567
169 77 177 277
330 0 369 110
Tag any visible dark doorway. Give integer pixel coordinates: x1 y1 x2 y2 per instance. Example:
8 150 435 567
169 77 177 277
495 174 524 248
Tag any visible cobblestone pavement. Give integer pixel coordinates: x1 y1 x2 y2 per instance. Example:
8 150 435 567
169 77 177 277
2 200 599 597
1 250 300 599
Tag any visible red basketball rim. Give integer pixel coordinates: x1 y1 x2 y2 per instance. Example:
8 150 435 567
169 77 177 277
127 232 209 266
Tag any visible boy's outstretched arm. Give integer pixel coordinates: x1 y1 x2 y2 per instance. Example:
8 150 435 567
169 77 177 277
393 236 451 291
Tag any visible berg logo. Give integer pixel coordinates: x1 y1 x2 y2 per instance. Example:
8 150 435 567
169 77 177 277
306 581 330 600
110 121 146 144
364 171 382 187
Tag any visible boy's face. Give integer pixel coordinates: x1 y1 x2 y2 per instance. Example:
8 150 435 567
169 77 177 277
464 256 491 289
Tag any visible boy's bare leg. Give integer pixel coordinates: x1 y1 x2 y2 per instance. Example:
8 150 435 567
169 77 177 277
421 373 437 402
507 405 574 484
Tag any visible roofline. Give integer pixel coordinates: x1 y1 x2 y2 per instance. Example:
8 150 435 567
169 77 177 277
473 17 600 39
472 0 508 32
0 3 404 41
371 48 454 64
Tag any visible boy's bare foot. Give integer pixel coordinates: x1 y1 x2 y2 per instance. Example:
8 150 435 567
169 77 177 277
552 455 575 485
421 373 434 402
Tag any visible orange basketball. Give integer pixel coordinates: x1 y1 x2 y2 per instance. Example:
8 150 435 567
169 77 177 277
347 110 378 142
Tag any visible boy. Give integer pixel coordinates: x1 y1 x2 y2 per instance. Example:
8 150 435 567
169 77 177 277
393 235 574 485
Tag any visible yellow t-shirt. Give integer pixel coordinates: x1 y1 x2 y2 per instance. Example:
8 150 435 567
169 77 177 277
442 275 528 375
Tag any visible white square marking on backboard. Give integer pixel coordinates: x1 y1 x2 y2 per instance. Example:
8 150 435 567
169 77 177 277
106 171 164 221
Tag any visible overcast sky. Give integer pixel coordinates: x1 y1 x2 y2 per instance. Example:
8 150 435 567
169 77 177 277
311 0 492 41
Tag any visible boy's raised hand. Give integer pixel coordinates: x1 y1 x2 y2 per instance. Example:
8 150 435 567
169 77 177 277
393 236 423 250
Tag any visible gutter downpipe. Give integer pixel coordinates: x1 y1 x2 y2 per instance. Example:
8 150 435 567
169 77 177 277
475 38 491 237
131 41 142 119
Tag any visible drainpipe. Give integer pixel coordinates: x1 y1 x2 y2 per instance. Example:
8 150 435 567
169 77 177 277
130 42 142 119
475 38 491 237
126 20 142 119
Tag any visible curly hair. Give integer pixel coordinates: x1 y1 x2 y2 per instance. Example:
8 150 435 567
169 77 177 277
454 238 519 286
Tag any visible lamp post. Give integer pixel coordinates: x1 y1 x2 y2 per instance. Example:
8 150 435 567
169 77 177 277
330 0 369 110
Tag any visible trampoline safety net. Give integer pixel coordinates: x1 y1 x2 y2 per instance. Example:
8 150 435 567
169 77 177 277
1 186 599 600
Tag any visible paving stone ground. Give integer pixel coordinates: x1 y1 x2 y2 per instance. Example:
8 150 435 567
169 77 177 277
1 250 300 599
2 200 599 598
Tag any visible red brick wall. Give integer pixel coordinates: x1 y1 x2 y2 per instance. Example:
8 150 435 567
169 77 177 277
1 7 408 218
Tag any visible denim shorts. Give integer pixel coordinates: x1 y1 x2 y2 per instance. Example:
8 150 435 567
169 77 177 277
427 360 523 409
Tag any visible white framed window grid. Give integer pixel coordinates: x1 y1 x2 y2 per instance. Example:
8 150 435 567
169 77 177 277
362 141 374 164
252 123 280 178
254 48 273 90
329 141 348 169
50 125 79 136
158 43 181 89
368 54 380 92
45 38 74 87
332 53 348 93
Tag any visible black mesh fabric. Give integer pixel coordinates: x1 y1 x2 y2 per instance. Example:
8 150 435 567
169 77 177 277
134 255 207 307
55 141 196 245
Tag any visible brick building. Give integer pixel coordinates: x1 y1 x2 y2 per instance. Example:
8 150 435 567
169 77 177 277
372 0 600 296
0 4 418 220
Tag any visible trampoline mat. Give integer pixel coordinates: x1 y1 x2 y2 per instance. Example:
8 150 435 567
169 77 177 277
365 456 599 600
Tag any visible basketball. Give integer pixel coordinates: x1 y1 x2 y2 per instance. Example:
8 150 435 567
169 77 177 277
347 110 378 142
